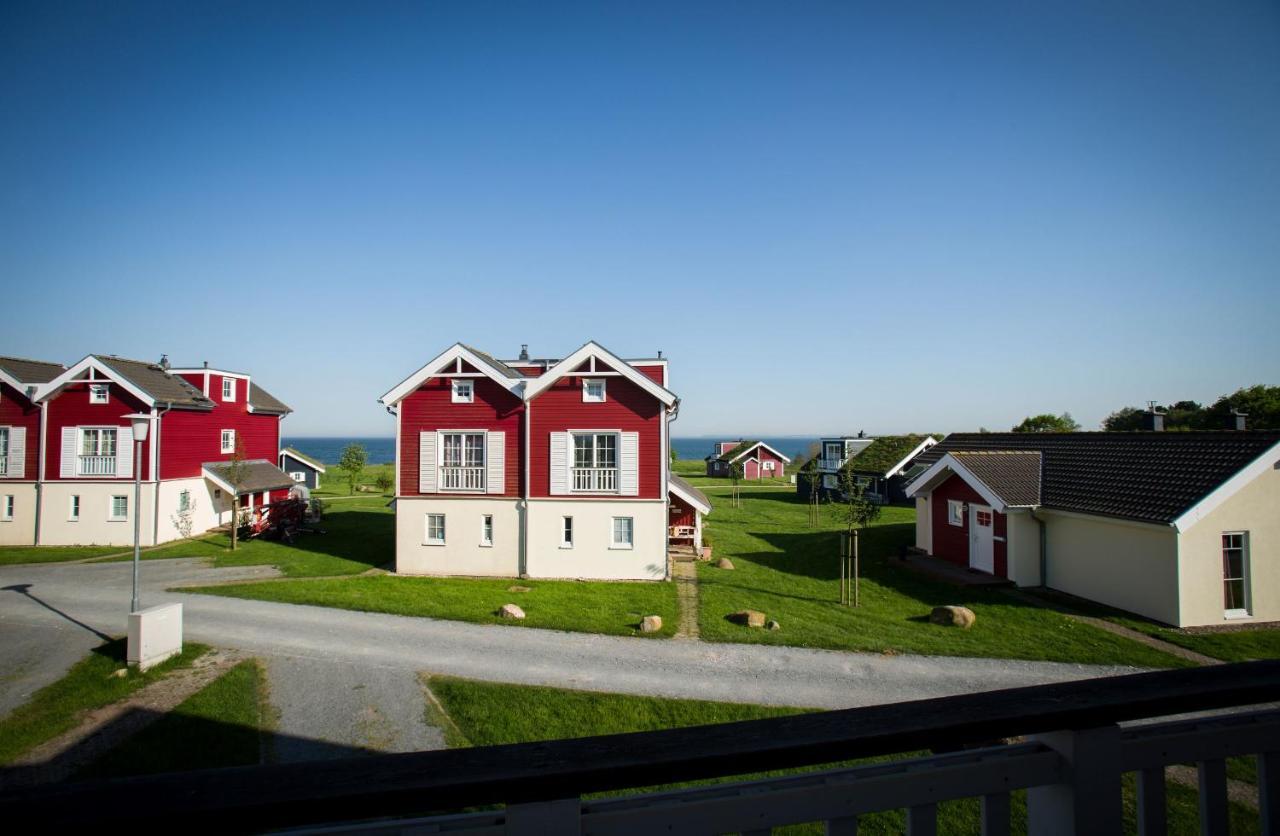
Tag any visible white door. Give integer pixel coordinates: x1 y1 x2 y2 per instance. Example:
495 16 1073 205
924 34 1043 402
968 504 995 574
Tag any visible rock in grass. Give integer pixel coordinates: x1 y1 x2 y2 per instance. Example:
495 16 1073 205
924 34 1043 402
507 585 533 593
111 668 129 679
498 603 526 620
716 558 735 570
929 605 976 629
640 615 663 633
766 620 781 631
729 610 767 628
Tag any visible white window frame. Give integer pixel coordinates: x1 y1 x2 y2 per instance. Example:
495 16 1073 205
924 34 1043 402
947 499 965 527
290 471 306 482
480 514 494 547
583 378 607 403
109 494 128 522
0 427 8 476
570 431 620 493
438 430 487 492
222 377 236 402
69 494 80 521
425 513 446 545
451 379 474 404
1222 531 1251 618
221 429 236 454
1 495 12 521
77 427 119 476
89 384 110 404
178 490 191 513
610 516 634 550
561 516 574 548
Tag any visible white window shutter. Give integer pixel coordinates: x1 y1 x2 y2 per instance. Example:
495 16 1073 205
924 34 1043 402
486 431 505 494
549 432 569 495
8 428 25 478
61 428 77 478
116 426 134 479
620 431 639 496
419 431 437 493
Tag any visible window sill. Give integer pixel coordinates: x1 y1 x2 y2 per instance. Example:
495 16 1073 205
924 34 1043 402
423 540 446 547
108 518 128 523
559 544 574 550
609 544 634 551
479 542 493 548
1224 609 1252 620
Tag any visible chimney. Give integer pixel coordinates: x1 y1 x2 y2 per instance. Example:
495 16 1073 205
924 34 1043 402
203 360 209 369
857 430 865 439
1145 402 1165 432
158 354 170 371
519 344 529 361
657 350 663 359
1229 409 1248 431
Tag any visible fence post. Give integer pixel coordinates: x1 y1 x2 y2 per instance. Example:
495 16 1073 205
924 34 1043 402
1026 725 1122 836
505 798 581 835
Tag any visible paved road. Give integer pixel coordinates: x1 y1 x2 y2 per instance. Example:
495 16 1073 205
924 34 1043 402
0 558 1143 719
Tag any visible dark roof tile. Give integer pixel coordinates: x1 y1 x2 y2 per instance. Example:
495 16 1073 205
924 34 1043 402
0 356 65 384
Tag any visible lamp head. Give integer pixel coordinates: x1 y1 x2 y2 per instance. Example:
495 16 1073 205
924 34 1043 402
123 413 154 443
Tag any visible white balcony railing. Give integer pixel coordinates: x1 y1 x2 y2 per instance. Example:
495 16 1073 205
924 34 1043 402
77 455 117 476
818 457 845 471
440 466 485 491
573 467 618 492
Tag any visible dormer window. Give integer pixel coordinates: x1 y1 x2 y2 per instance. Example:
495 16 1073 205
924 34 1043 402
222 378 235 401
583 379 606 403
452 379 474 403
89 384 109 404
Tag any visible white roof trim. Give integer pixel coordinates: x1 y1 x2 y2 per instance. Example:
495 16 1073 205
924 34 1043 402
37 355 156 407
903 453 1013 514
280 449 327 473
668 479 711 516
522 342 677 406
727 441 792 464
883 436 938 478
1173 439 1280 533
0 368 29 396
201 465 236 495
379 344 524 406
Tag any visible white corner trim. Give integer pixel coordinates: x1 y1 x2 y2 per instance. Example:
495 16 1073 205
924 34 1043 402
1173 439 1280 533
37 356 156 407
668 478 711 515
522 341 677 406
884 436 939 478
727 441 793 465
379 343 524 406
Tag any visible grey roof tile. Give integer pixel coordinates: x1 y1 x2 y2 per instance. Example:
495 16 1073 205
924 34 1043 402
249 382 291 414
203 459 297 494
950 451 1042 507
0 356 65 384
97 356 214 409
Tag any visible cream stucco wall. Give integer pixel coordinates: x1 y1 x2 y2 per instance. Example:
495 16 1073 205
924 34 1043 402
0 483 37 545
155 478 230 544
38 482 159 547
915 496 931 553
1177 460 1280 627
1043 510 1180 625
527 499 667 580
395 497 521 577
1005 510 1042 587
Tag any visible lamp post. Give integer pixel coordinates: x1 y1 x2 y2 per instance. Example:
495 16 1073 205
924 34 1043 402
122 413 154 613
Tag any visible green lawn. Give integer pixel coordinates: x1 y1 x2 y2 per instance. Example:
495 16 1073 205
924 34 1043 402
0 544 125 566
672 456 794 488
426 677 1258 835
0 639 210 764
81 659 268 778
695 485 1190 668
315 461 395 498
186 573 678 637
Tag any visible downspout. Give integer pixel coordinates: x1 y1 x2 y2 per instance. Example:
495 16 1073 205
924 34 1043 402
519 397 530 578
34 400 48 545
1030 507 1047 588
150 401 173 546
664 398 680 580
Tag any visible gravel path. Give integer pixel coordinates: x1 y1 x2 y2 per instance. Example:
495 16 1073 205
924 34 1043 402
672 560 699 640
0 559 1145 716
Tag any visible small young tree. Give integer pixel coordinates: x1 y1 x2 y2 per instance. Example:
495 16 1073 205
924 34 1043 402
223 437 251 551
374 466 394 496
170 495 198 541
802 458 823 527
729 460 744 508
338 443 368 495
836 467 882 607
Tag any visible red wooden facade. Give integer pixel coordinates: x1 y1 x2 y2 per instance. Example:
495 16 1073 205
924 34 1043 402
668 493 697 528
0 382 41 479
43 380 152 480
928 473 1008 577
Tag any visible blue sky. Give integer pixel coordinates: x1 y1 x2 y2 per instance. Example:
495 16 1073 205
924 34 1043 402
2 1 1277 436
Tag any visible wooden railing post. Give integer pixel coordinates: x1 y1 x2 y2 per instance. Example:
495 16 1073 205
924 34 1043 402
1026 725 1123 836
504 798 581 834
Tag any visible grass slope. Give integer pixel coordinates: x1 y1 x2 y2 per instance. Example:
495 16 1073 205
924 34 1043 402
0 544 125 566
695 485 1189 668
187 574 678 637
0 639 209 764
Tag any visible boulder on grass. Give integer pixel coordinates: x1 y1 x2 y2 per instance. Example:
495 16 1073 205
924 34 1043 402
498 603 526 620
729 610 767 628
930 605 976 629
766 620 781 631
716 558 735 570
640 615 663 633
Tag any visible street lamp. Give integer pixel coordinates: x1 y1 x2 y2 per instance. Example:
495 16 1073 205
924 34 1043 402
122 413 154 613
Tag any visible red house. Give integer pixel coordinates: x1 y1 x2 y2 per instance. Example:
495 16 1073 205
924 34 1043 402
2 354 293 547
705 440 791 480
0 356 66 544
380 341 696 580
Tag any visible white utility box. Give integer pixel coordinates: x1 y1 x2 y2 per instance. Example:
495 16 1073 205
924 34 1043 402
127 602 184 670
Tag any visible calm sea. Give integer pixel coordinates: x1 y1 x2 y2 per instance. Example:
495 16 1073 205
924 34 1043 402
284 436 820 465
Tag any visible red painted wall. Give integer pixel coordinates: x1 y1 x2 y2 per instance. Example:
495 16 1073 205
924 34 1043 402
633 363 666 386
0 382 41 479
669 493 696 528
398 377 524 497
159 405 281 479
529 374 663 499
928 474 1007 577
44 382 152 480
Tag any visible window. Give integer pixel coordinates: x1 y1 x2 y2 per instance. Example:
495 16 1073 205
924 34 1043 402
89 384 109 404
1 495 12 521
440 432 486 490
78 428 118 475
1223 532 1250 617
481 514 493 546
452 379 474 403
824 442 842 463
561 516 574 548
178 490 191 513
110 495 128 521
425 513 446 545
611 516 634 549
290 471 306 482
69 495 80 521
975 510 992 527
0 427 8 476
947 500 965 527
572 432 618 491
222 378 235 401
583 379 606 402
822 474 837 489
221 429 236 454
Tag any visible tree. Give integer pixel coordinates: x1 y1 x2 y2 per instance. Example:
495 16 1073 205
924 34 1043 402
801 458 823 527
1102 406 1146 432
836 467 882 607
374 467 394 495
1012 412 1080 433
729 460 744 508
338 443 368 495
1204 385 1280 430
223 437 251 552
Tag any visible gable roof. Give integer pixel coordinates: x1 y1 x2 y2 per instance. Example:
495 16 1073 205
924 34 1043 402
909 432 1280 527
669 474 711 515
280 447 326 473
379 343 527 406
712 440 792 464
202 460 298 495
522 342 677 407
0 356 65 386
38 355 214 409
248 382 291 415
845 435 937 477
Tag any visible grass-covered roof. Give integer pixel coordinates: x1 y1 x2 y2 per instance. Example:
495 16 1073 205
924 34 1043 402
843 434 936 476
